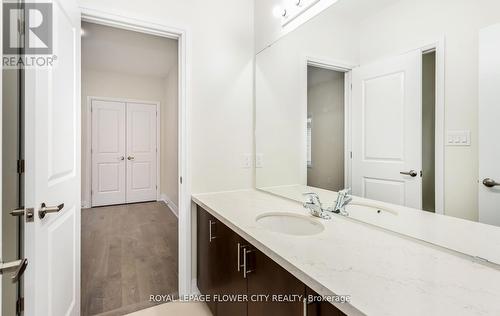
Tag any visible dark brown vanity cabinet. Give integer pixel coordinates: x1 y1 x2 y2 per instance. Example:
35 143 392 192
197 206 345 316
196 207 218 314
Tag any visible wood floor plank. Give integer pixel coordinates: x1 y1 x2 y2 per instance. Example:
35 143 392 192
82 202 178 316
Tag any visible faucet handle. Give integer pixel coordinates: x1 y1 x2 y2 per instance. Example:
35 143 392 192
303 192 321 204
339 188 352 196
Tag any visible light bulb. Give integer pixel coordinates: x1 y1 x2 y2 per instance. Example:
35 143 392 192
272 6 287 18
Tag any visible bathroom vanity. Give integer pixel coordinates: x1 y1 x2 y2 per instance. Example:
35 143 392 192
193 190 500 316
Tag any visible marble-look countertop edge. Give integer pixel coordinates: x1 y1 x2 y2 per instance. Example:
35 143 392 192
192 194 365 316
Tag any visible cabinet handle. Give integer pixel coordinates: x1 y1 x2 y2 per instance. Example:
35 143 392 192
209 220 216 242
243 248 254 278
303 298 307 316
237 243 241 272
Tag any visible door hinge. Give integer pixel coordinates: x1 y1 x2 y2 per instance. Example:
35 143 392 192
17 159 25 174
350 152 353 159
16 297 24 315
17 16 25 36
180 176 183 184
91 190 93 195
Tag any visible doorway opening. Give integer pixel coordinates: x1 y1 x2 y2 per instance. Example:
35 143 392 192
80 21 180 315
306 65 347 192
422 50 437 213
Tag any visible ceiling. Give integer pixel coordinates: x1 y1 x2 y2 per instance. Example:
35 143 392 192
82 21 178 78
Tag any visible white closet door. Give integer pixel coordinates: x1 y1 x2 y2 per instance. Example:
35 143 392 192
91 100 127 206
351 50 422 209
126 103 158 203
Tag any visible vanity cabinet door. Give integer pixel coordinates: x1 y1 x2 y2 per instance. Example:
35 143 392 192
197 206 218 315
247 248 305 316
215 224 248 316
306 288 345 316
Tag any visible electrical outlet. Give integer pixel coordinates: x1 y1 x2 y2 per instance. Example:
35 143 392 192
242 154 252 169
256 154 264 168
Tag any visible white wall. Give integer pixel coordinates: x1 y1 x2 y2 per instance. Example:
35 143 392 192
78 0 255 195
358 0 500 221
81 69 179 206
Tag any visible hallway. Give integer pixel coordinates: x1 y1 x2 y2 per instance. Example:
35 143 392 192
81 202 178 315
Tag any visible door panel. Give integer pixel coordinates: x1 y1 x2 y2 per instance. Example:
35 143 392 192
23 0 81 315
126 103 157 203
479 24 500 226
91 100 126 207
352 50 422 209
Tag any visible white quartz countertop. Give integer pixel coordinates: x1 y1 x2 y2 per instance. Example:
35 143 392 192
192 189 500 316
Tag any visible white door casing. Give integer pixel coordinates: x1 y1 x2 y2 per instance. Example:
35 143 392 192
91 100 126 207
351 50 422 209
479 24 500 226
126 102 158 203
23 0 81 315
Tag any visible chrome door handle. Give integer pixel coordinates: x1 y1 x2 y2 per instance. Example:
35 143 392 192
127 156 135 161
400 170 418 177
38 202 64 219
10 208 34 222
0 258 28 283
483 178 500 188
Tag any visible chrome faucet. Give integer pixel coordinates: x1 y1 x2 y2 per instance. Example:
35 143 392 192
330 188 352 216
303 193 331 219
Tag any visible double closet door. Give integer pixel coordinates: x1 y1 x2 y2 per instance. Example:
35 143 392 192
91 99 158 207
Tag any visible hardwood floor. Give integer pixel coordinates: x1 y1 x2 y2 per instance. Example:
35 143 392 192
82 202 178 316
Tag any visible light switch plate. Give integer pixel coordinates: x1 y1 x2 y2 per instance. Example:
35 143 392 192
256 154 264 168
241 154 252 169
446 130 471 146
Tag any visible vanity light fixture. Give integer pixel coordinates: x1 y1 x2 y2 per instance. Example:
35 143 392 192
273 6 288 18
275 0 321 26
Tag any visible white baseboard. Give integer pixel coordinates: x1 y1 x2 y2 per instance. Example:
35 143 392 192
82 201 91 209
160 193 179 217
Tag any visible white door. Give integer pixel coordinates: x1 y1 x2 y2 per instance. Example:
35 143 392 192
479 24 500 226
23 0 81 315
126 102 158 203
351 50 422 209
91 100 126 207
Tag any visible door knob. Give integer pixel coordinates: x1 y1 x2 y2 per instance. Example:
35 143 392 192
119 156 125 161
400 170 418 177
38 203 64 219
127 156 135 161
483 178 500 188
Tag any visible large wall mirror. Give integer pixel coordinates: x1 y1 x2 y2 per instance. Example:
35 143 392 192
255 0 500 262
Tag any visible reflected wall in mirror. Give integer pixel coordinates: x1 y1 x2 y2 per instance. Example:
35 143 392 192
256 0 500 241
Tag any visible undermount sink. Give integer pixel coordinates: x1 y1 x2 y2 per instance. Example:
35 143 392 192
256 212 325 236
345 203 398 220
